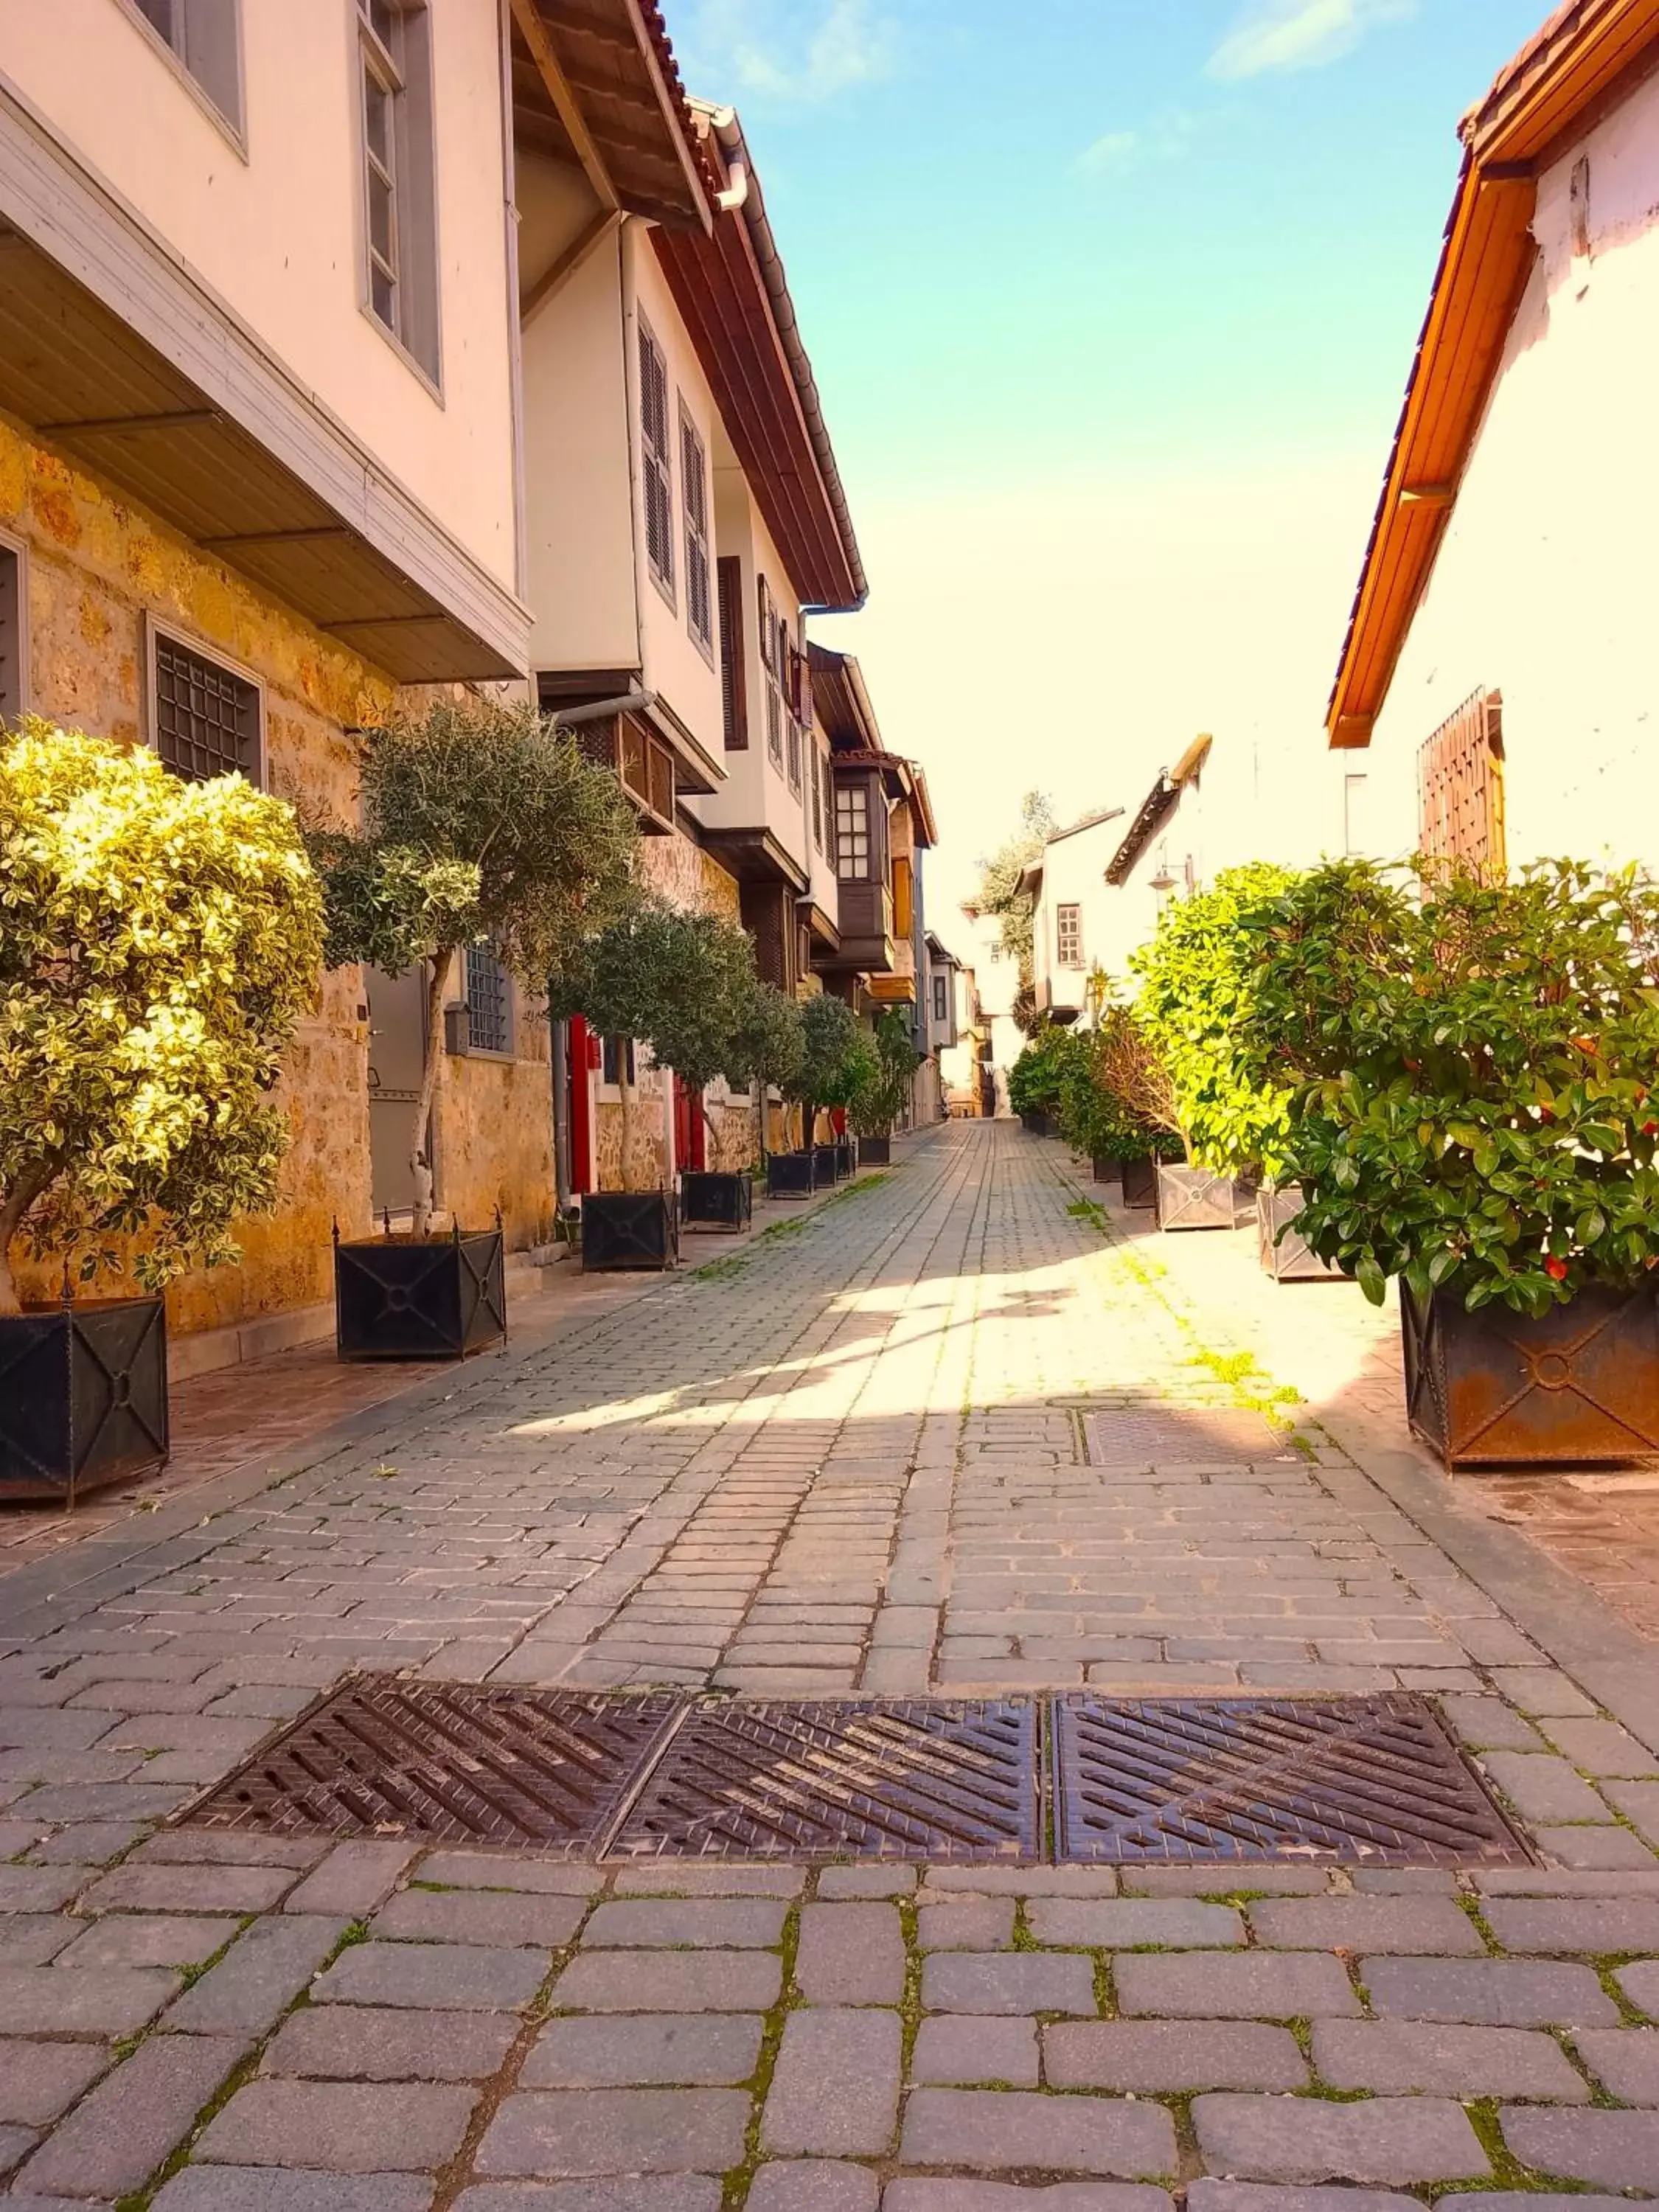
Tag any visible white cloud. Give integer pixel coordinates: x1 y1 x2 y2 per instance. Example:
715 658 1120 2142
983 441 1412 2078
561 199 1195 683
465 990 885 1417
679 0 898 104
1077 112 1202 178
1207 0 1416 81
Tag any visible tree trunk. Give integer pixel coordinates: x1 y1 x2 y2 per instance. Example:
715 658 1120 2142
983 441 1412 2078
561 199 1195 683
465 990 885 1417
618 1062 635 1194
408 951 452 1238
701 1102 721 1172
0 1165 54 1318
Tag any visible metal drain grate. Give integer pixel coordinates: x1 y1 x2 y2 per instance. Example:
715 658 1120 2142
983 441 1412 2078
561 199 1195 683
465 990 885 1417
181 1679 682 1851
610 1698 1040 1861
1082 1405 1296 1466
1052 1693 1532 1866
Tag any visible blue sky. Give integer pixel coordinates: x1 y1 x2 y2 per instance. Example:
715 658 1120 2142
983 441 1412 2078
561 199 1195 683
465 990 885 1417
674 1 1549 911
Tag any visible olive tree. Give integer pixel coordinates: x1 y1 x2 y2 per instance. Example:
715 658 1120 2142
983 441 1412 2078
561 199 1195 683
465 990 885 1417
785 992 864 1151
0 720 324 1314
308 697 639 1233
723 984 806 1166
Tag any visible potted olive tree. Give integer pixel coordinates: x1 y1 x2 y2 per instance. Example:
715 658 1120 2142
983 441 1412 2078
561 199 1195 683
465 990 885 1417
1248 858 1659 1468
771 994 859 1196
645 911 761 1234
1 722 323 1499
1091 1003 1190 1208
725 983 806 1186
309 698 637 1354
1057 1021 1141 1192
850 1009 919 1166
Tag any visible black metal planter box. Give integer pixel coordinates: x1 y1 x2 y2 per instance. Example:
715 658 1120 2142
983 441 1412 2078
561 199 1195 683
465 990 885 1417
768 1151 816 1199
0 1297 170 1503
336 1230 506 1361
813 1143 841 1186
1020 1112 1054 1136
833 1138 854 1180
1120 1156 1158 1208
680 1170 753 1234
1402 1279 1659 1472
1092 1155 1123 1190
1157 1164 1252 1232
857 1134 891 1167
582 1191 680 1273
1258 1186 1343 1283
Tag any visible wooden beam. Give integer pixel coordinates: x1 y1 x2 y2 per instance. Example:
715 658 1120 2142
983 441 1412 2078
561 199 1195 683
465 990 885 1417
509 0 619 212
521 207 622 330
1399 484 1457 507
619 0 712 234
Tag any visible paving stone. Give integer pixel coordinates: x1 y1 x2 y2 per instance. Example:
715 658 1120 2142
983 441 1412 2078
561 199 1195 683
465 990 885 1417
0 1916 79 1966
1615 1958 1659 2017
1192 2094 1489 2185
453 2186 718 2212
1113 1950 1360 2019
1478 1752 1614 1823
417 1853 607 1896
887 2190 1172 2212
1311 2020 1588 2099
1482 1896 1659 1953
1043 2020 1307 2092
1485 1672 1596 1717
476 2088 748 2177
911 2014 1040 2086
815 1867 916 1899
0 1865 90 1912
1570 2026 1659 2104
1248 1895 1484 1954
552 1949 782 2013
313 1939 548 2010
0 1966 180 2034
283 1842 418 1916
1604 1778 1659 1845
154 2165 434 2208
15 2031 247 2199
796 1904 906 2005
762 2008 900 2157
1542 1718 1659 1777
1186 2191 1422 2212
1535 1823 1658 1869
164 1913 348 2034
196 2078 476 2172
375 1886 586 1949
1026 1899 1244 1950
265 2004 521 2081
55 1913 240 1971
898 2090 1175 2177
1365 1957 1621 2026
609 1865 804 1897
81 1862 298 1914
915 1896 1015 1950
920 1951 1096 2016
1121 1866 1327 1897
1498 2106 1659 2189
135 1831 331 1869
523 2013 762 2087
1441 1698 1547 1751
748 2164 880 2212
581 1898 787 1949
0 2039 112 2126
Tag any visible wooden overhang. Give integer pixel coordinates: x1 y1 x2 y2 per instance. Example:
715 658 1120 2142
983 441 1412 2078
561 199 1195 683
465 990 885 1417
1326 0 1659 747
1106 736 1211 886
508 0 713 232
655 115 866 613
698 824 810 895
808 643 936 846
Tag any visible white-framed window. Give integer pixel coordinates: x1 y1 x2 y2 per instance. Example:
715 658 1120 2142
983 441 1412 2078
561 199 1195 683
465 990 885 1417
146 619 265 787
758 574 784 769
0 531 27 725
1057 903 1083 969
358 0 440 385
680 401 712 656
465 943 513 1057
639 321 675 602
124 0 244 140
835 783 870 882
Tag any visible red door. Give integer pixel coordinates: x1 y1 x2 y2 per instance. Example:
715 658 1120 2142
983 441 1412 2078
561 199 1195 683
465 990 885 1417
568 1016 594 1195
673 1075 706 1172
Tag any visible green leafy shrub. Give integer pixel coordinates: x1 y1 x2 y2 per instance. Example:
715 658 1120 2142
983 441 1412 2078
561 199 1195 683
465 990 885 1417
723 984 806 1164
786 993 865 1147
0 720 324 1312
1131 863 1298 1178
1243 858 1659 1314
850 1008 920 1139
1008 1026 1075 1119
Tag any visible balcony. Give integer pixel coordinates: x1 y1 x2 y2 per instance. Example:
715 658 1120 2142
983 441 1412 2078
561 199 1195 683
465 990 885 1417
831 877 896 973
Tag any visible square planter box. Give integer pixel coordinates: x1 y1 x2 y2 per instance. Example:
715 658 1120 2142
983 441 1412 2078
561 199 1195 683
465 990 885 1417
856 1134 891 1167
582 1190 680 1272
813 1143 841 1186
1092 1155 1123 1190
1157 1164 1252 1232
1402 1279 1659 1472
1020 1112 1054 1136
1257 1186 1343 1283
680 1170 754 1233
335 1230 506 1361
1120 1156 1158 1209
834 1138 855 1180
768 1151 816 1199
0 1297 170 1503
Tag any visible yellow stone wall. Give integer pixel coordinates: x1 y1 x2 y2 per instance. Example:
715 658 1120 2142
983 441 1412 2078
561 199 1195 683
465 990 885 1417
435 998 555 1248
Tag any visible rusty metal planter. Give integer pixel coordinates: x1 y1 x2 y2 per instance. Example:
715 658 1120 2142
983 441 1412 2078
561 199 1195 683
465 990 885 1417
857 1134 891 1167
1157 1164 1251 1232
1402 1279 1659 1471
0 1297 169 1503
768 1150 817 1199
582 1191 679 1273
679 1171 753 1234
1121 1155 1158 1209
1258 1186 1343 1284
335 1230 506 1361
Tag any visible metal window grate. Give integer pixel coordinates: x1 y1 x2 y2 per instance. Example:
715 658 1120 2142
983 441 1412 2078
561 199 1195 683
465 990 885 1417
153 632 260 784
466 944 510 1056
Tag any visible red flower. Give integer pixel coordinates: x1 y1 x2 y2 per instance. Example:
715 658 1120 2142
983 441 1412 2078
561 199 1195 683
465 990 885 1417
1644 1121 1659 1138
1545 1256 1569 1281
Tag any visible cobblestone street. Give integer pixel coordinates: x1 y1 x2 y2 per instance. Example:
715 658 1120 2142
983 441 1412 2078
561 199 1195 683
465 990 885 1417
4 1124 1659 2207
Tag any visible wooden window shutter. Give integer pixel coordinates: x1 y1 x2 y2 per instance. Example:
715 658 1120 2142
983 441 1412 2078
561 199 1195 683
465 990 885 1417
717 556 747 750
639 323 673 594
1418 689 1506 875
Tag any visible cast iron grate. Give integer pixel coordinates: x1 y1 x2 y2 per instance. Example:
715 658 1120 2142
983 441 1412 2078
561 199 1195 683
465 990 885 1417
180 1680 682 1851
610 1697 1040 1861
1051 1692 1532 1866
1082 1405 1297 1467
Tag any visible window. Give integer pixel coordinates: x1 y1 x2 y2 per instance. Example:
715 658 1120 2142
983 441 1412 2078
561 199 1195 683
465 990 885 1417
150 626 262 785
810 742 824 853
717 556 747 750
892 855 914 938
758 574 784 768
639 320 674 600
786 715 801 795
601 1037 637 1089
127 0 243 135
1419 689 1506 873
835 783 870 881
0 538 24 725
465 944 512 1056
358 0 439 383
680 404 712 654
1057 903 1083 969
933 974 948 1025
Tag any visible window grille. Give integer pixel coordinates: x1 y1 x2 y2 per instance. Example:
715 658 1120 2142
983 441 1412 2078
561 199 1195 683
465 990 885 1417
836 784 870 881
153 630 261 785
681 406 712 650
465 944 512 1056
1057 903 1083 969
639 323 674 597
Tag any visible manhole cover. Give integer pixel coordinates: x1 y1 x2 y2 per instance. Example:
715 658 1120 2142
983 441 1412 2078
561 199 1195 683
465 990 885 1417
1052 1693 1532 1865
610 1698 1040 1860
181 1678 682 1851
1082 1405 1295 1466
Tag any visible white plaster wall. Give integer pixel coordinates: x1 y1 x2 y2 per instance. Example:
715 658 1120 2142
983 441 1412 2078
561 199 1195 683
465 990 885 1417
1367 70 1659 872
1 0 520 588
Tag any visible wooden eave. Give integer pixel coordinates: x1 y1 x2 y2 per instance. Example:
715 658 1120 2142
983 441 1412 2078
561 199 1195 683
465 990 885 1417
1326 0 1659 748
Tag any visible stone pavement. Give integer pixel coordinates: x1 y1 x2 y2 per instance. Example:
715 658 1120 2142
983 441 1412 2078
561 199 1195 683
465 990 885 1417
2 1122 1659 2206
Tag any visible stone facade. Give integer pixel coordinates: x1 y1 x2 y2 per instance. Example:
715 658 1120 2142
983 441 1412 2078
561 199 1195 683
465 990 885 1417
436 1002 557 1251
